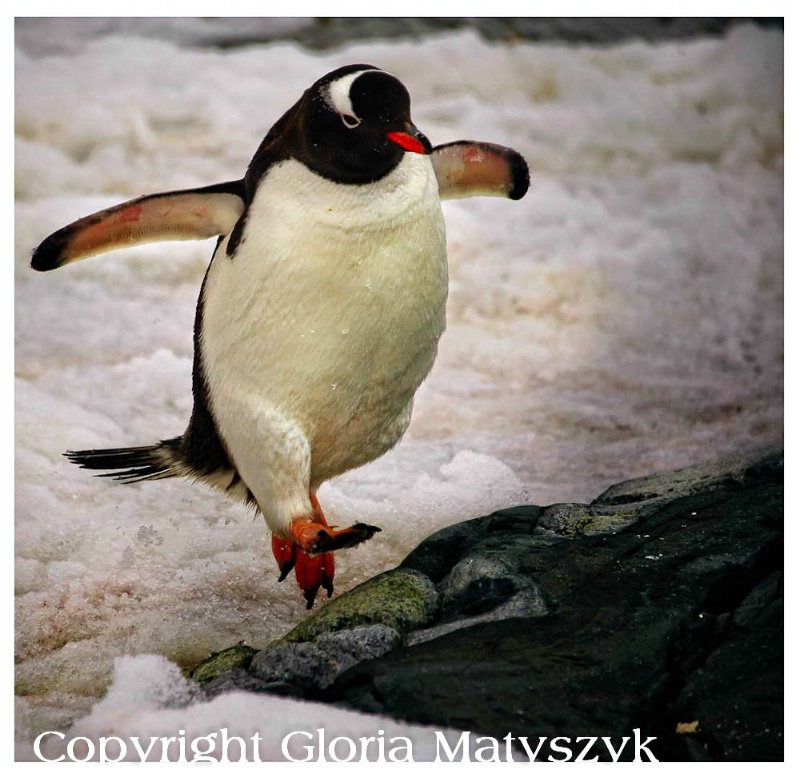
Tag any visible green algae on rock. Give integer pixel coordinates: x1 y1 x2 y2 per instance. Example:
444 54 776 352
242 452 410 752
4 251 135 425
283 568 439 643
187 643 259 686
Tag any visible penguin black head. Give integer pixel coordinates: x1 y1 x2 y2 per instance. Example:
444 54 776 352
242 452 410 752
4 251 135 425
249 65 432 187
302 64 432 183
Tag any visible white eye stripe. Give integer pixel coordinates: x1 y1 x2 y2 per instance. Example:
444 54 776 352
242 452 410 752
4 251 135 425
325 67 387 126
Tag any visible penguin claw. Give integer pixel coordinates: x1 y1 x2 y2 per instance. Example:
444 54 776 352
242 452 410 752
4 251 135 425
271 535 296 581
303 586 320 610
277 561 295 583
321 567 335 599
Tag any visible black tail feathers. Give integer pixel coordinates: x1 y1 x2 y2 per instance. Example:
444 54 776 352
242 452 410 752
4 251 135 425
65 437 184 483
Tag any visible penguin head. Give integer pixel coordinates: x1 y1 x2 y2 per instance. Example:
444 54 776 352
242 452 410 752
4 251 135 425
299 65 433 184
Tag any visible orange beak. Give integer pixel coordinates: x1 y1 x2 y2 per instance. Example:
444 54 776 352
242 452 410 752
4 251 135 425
386 125 432 154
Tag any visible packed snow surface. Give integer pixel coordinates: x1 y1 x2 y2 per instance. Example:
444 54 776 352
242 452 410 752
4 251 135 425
15 22 782 759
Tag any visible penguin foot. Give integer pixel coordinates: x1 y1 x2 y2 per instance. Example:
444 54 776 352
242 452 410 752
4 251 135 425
290 522 380 608
271 534 335 608
271 494 381 608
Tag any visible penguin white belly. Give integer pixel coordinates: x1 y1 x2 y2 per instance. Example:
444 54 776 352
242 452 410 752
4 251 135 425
201 154 447 531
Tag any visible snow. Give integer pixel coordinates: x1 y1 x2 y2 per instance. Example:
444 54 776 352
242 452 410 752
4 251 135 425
28 654 484 763
14 21 782 760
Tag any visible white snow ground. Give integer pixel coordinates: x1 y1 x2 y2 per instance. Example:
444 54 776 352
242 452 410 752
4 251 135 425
15 21 782 760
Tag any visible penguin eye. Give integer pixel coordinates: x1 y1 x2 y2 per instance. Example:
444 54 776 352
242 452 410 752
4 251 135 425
341 113 361 129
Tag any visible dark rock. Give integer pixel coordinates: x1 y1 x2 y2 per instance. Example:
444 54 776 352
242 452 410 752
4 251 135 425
200 668 293 698
655 572 783 761
250 625 401 694
405 531 557 646
325 450 783 761
187 449 782 762
592 447 782 511
400 515 496 583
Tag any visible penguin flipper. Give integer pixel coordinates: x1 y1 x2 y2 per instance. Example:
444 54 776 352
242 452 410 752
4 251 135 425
431 141 529 201
30 180 246 272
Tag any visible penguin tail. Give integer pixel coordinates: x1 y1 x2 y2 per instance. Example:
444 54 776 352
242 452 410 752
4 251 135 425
65 437 186 483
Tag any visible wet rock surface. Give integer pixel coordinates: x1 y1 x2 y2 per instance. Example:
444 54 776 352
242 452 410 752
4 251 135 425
190 449 783 761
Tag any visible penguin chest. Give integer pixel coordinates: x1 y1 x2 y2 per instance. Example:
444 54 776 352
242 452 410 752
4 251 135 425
200 155 448 481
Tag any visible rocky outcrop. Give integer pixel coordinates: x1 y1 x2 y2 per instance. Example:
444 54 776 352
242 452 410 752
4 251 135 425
189 448 783 761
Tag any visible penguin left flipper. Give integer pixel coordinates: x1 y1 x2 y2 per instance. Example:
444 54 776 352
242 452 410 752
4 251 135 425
431 141 530 201
30 180 246 272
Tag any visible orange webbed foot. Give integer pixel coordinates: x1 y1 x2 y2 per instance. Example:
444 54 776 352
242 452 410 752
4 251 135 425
295 549 335 609
271 494 381 608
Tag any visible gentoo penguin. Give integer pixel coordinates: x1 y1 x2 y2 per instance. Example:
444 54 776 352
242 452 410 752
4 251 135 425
31 64 529 608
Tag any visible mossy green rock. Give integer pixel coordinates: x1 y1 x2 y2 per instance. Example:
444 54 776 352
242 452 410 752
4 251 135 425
283 567 439 643
187 644 259 685
537 503 640 536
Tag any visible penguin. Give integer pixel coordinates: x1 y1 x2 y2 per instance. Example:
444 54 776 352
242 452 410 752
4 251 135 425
31 64 529 608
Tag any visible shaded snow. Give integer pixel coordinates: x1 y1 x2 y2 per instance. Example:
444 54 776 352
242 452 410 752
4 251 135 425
15 21 782 759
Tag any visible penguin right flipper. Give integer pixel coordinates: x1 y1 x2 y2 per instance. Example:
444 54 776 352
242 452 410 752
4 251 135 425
30 180 246 272
431 141 530 202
